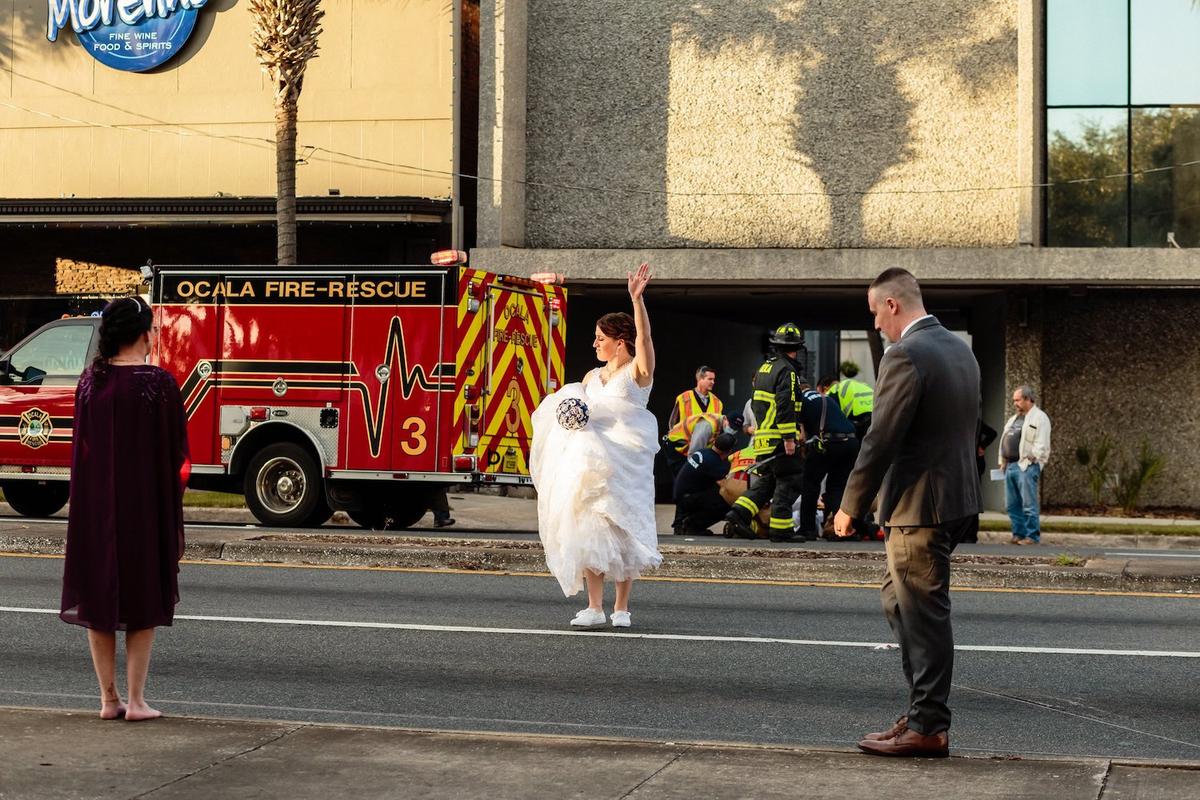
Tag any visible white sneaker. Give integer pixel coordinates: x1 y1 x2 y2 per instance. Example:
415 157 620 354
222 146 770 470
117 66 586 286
611 610 631 628
570 608 606 628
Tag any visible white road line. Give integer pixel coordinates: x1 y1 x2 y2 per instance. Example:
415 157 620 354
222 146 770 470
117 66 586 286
4 606 1198 658
1105 551 1200 559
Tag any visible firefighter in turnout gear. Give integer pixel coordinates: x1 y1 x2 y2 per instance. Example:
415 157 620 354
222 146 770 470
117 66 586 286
723 323 807 543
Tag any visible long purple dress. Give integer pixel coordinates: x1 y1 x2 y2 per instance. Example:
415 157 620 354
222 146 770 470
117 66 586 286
61 364 189 632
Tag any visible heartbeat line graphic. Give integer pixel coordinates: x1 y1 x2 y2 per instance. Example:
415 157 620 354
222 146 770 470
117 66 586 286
179 317 454 458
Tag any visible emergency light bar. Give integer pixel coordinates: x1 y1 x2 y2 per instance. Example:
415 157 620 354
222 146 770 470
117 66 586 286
430 249 468 266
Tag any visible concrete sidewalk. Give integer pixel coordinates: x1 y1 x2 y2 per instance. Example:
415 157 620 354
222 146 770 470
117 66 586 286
2 709 1197 799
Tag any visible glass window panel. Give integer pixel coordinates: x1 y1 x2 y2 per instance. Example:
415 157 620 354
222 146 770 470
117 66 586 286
1131 107 1200 246
7 325 94 383
1046 108 1129 246
1047 0 1128 105
1132 0 1200 104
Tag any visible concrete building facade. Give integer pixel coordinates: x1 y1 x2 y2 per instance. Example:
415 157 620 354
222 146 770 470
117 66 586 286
474 0 1200 510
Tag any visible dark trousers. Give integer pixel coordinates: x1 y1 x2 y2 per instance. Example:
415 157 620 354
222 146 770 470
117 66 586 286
729 450 804 536
799 438 859 536
430 488 451 522
881 514 975 735
675 485 729 531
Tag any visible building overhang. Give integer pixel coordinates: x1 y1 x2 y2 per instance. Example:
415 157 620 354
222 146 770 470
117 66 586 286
0 197 450 227
471 247 1200 288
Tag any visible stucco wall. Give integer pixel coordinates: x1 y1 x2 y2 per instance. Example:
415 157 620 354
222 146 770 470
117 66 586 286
0 0 452 199
522 0 1018 249
1039 290 1200 510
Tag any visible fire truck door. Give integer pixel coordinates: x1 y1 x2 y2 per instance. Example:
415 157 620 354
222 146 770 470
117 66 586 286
481 284 551 475
0 322 95 467
344 272 448 473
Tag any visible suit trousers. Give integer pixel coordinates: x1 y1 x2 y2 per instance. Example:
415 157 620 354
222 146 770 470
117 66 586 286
880 514 975 735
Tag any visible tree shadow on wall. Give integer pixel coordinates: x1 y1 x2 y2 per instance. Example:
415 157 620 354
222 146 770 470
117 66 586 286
673 0 1015 247
523 0 1014 248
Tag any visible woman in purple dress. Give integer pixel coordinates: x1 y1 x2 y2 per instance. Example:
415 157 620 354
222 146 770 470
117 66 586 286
60 296 189 721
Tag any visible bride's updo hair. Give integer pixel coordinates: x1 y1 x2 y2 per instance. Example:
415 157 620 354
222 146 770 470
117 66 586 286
597 312 636 356
91 296 153 379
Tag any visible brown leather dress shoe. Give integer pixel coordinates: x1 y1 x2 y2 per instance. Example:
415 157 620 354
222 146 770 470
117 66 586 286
858 728 949 758
861 716 907 742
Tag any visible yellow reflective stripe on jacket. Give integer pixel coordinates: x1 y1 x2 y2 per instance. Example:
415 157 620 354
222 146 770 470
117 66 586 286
733 495 760 515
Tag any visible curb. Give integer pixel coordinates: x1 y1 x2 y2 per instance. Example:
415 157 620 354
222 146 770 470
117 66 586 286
4 534 1198 594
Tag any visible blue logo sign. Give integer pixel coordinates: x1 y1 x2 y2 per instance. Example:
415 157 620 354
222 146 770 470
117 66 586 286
47 0 209 73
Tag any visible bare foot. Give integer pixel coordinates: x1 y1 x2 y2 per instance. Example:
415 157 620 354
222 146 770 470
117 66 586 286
99 702 126 720
124 702 162 722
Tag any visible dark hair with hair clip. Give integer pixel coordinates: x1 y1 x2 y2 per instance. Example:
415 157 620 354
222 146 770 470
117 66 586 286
596 312 636 357
91 296 153 381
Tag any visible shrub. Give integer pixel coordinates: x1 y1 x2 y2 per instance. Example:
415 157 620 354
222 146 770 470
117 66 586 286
839 360 860 379
1111 440 1165 514
1074 435 1113 507
1076 436 1164 513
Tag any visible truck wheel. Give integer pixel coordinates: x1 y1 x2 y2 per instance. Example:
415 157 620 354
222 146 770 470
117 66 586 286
304 495 334 527
243 443 323 527
348 486 433 531
1 480 70 518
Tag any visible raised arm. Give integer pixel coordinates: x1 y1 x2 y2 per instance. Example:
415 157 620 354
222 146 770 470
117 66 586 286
628 263 655 386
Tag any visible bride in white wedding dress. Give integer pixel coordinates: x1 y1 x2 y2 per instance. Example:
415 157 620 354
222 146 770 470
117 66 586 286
530 263 661 629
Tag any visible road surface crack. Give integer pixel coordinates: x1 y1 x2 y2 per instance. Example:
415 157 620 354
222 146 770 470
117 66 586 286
1094 759 1113 800
954 682 1200 752
126 722 306 799
619 745 694 798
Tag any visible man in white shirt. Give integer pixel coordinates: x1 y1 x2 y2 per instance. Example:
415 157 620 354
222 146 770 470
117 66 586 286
999 385 1052 544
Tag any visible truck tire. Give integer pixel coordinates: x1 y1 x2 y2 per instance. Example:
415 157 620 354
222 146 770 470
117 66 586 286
348 486 433 531
243 443 324 527
1 480 70 518
304 496 334 527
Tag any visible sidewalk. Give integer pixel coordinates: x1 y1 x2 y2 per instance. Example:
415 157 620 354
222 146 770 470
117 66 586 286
3 495 1199 594
2 709 1197 799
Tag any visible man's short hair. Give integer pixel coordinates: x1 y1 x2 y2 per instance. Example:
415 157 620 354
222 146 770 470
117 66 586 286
869 267 923 307
696 365 715 380
712 433 737 453
817 375 837 390
1017 384 1036 403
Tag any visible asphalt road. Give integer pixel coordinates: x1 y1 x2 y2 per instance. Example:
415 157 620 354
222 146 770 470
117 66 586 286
2 554 1199 761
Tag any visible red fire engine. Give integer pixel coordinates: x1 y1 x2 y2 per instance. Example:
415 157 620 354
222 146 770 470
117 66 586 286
0 257 567 528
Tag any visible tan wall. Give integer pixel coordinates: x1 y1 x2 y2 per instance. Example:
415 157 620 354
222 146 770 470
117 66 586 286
0 0 452 199
521 0 1018 249
1039 290 1200 510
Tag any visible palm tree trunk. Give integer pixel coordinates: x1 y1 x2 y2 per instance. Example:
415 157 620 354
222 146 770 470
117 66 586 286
275 94 298 266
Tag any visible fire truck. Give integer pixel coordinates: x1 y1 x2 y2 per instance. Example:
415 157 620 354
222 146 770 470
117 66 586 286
0 257 567 528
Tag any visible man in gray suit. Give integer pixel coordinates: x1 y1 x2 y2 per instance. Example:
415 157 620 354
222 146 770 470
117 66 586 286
833 268 981 758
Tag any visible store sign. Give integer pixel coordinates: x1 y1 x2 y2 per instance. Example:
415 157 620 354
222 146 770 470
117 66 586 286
47 0 209 73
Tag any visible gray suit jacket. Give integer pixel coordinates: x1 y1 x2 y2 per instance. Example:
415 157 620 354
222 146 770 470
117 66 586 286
841 316 982 527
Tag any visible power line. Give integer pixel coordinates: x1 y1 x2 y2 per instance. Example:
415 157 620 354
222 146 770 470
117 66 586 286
2 68 1199 199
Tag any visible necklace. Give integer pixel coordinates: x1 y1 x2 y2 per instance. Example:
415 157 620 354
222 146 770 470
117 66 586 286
601 358 630 382
110 358 144 366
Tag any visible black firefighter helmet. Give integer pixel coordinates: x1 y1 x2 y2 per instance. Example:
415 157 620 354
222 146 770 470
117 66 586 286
768 322 805 348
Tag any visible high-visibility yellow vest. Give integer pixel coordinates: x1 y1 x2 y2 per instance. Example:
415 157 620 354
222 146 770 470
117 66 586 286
664 412 723 455
673 390 723 423
831 378 874 418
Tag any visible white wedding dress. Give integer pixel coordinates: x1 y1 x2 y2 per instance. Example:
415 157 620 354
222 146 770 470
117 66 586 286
530 363 662 596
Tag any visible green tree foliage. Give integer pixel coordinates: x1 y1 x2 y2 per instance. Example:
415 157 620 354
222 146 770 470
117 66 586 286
1048 110 1200 247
